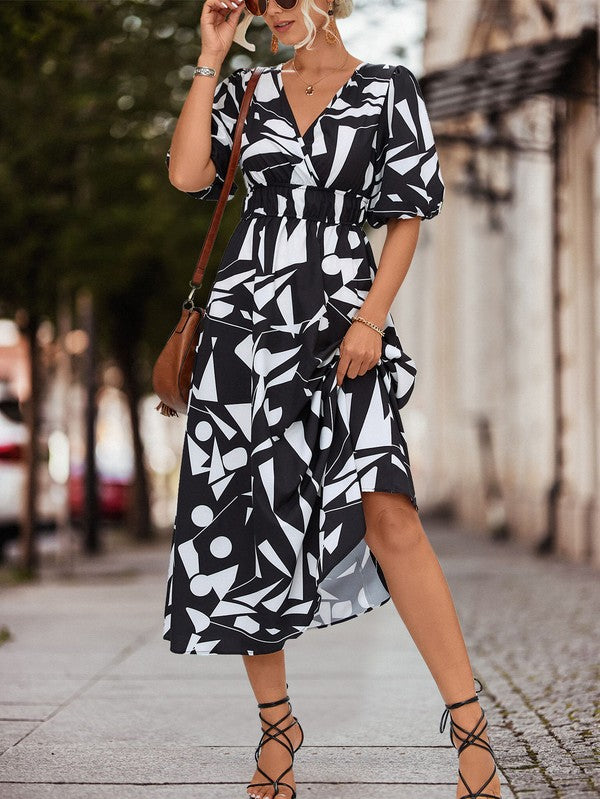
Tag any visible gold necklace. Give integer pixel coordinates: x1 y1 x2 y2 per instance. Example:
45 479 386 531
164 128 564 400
289 52 350 96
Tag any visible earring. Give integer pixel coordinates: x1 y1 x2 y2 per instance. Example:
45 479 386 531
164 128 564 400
325 1 338 44
271 32 279 53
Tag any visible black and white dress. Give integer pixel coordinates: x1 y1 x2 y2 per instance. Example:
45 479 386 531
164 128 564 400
163 61 444 655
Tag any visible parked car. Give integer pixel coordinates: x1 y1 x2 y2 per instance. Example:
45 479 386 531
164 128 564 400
0 389 57 557
0 393 27 536
68 386 134 523
68 466 131 521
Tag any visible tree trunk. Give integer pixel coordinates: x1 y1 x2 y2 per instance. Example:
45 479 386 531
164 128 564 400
20 313 41 576
78 290 100 555
119 351 153 541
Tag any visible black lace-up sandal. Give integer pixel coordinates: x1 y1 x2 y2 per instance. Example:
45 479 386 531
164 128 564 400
439 677 501 799
246 685 304 799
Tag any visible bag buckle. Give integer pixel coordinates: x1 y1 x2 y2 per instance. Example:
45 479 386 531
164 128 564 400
184 282 202 310
188 281 200 301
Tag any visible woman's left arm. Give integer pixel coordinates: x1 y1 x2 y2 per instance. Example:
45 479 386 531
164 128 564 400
336 217 421 387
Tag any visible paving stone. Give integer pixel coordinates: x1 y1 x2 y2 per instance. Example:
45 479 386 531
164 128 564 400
0 783 517 799
0 519 597 798
429 523 600 798
0 704 56 721
0 721 38 752
21 674 444 746
0 742 511 785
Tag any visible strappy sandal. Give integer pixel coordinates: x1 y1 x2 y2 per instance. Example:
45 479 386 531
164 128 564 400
246 685 304 799
439 677 502 799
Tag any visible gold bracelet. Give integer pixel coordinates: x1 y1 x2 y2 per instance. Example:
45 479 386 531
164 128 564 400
352 314 385 337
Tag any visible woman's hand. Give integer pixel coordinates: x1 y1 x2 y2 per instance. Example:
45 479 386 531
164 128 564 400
336 320 384 387
200 0 247 60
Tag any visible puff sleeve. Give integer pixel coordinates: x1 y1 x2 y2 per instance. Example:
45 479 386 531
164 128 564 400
165 66 248 202
365 64 444 228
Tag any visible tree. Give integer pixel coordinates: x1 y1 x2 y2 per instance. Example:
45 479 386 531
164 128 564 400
0 0 272 563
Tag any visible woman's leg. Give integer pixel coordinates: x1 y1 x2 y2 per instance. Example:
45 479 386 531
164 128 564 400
361 490 502 799
243 651 303 799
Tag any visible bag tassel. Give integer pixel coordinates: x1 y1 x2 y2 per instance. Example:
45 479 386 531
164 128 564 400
155 400 179 417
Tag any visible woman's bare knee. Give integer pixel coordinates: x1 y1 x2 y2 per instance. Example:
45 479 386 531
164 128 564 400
362 491 425 556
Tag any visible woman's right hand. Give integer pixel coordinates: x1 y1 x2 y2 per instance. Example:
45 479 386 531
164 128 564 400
200 0 248 60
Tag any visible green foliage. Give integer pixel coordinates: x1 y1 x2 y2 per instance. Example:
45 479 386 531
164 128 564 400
0 0 271 373
0 624 14 644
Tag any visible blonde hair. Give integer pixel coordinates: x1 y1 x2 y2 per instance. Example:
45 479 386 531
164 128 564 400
233 0 354 53
294 0 354 50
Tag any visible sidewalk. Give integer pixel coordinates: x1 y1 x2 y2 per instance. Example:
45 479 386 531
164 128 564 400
0 518 598 798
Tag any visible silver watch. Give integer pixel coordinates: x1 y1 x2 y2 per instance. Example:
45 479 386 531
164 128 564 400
193 65 217 78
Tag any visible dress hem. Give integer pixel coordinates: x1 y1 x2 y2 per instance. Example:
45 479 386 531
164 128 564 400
359 486 419 513
163 594 394 656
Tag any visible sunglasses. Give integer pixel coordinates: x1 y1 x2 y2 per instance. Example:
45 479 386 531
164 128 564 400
244 0 299 16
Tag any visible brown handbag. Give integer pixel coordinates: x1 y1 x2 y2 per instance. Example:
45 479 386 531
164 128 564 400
153 66 264 417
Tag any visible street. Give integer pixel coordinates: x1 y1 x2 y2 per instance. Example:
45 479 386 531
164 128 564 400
0 518 598 798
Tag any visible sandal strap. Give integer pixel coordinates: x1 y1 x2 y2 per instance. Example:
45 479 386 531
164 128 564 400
458 762 499 799
255 714 297 759
252 709 300 789
451 713 493 753
247 778 296 799
258 694 290 708
253 756 294 789
439 677 483 734
257 681 291 709
274 779 297 798
249 683 301 799
439 679 500 799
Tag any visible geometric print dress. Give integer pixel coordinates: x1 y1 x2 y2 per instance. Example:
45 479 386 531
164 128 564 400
163 61 445 655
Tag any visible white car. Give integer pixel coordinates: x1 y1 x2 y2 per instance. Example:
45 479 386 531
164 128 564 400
0 390 57 559
0 396 28 528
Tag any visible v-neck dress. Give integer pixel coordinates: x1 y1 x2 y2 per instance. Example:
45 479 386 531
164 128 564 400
163 61 444 655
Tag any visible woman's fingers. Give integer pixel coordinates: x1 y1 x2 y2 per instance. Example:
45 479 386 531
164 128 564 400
336 348 351 387
201 0 246 55
217 0 246 18
336 333 382 387
203 0 245 25
206 0 244 12
336 354 375 387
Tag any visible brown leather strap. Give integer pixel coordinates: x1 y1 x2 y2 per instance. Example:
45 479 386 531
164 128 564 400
190 66 265 289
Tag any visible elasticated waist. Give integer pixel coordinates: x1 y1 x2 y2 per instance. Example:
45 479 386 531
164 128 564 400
241 184 368 226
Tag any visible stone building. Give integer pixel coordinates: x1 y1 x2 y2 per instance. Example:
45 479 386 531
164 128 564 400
370 0 599 565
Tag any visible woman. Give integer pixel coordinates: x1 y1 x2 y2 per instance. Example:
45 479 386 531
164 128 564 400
163 2 502 798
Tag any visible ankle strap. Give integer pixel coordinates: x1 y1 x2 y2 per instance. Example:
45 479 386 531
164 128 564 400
258 694 290 709
257 682 291 709
445 677 482 711
439 677 483 734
